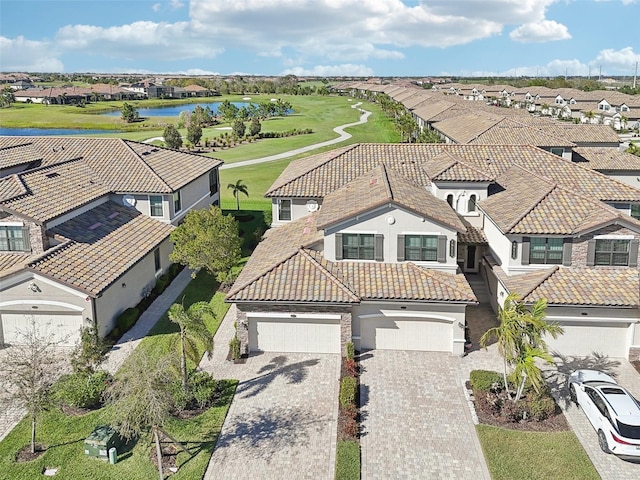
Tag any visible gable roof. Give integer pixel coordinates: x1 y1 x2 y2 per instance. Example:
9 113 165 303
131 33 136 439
573 147 640 171
315 164 466 232
27 201 173 296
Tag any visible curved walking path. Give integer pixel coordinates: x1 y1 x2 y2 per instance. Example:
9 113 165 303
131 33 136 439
143 101 371 170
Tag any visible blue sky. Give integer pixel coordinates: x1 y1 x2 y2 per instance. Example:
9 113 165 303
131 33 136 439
1 0 638 78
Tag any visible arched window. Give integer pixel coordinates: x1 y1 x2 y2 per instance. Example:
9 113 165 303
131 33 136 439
468 194 476 212
446 194 454 208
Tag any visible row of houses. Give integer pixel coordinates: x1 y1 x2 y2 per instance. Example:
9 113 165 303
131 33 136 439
0 137 222 345
222 85 640 362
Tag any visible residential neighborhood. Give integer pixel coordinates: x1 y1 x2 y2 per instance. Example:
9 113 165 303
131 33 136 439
1 78 640 480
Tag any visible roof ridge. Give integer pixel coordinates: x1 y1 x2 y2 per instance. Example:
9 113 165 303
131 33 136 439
379 163 393 200
500 166 556 233
300 249 360 301
121 140 173 192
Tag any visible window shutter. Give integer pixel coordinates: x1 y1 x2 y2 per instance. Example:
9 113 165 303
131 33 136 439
629 239 639 268
335 233 343 260
375 234 384 262
21 227 31 252
562 238 573 266
437 235 447 263
521 237 530 265
397 234 405 262
586 239 596 266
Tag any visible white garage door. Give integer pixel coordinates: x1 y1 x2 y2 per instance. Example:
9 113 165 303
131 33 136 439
249 317 340 354
1 313 82 347
545 322 629 358
361 317 452 352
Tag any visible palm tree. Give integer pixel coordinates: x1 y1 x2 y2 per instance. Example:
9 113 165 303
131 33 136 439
168 300 215 393
227 179 249 210
480 293 563 401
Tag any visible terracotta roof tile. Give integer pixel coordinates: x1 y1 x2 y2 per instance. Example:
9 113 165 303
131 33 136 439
573 147 640 171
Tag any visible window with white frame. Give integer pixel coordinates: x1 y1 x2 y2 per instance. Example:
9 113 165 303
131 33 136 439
342 233 375 260
173 191 181 213
550 147 564 156
149 195 164 217
0 225 30 252
278 199 292 221
468 194 477 212
405 235 438 262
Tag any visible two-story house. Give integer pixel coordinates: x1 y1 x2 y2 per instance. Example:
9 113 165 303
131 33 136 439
226 142 640 361
0 137 222 346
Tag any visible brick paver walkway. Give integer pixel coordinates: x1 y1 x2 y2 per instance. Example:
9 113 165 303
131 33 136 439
200 306 340 480
359 349 492 480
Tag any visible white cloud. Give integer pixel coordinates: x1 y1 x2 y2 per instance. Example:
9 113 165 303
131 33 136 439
509 20 571 42
281 64 375 76
152 3 161 12
170 0 185 8
592 47 640 71
0 36 65 72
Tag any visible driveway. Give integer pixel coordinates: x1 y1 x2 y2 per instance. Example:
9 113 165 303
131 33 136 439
546 354 640 479
203 349 340 480
359 350 491 480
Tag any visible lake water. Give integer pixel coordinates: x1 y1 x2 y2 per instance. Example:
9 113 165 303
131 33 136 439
0 127 120 136
101 102 251 117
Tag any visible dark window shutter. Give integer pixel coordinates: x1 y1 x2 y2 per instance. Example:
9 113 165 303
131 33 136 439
586 239 596 266
437 235 447 263
21 227 31 252
375 234 384 262
335 233 343 260
629 239 639 267
397 234 405 262
562 238 573 266
521 237 530 265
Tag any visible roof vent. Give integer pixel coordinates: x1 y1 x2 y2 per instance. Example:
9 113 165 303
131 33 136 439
142 151 150 155
45 172 60 178
370 178 378 185
88 222 103 230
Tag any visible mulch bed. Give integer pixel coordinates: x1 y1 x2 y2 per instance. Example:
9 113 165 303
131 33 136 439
60 403 96 416
469 383 569 432
15 444 46 463
149 440 178 475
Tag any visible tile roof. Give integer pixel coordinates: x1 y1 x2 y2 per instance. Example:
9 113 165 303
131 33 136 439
468 118 575 147
0 252 33 278
423 150 495 182
0 141 43 170
432 114 503 144
573 147 640 171
0 137 223 222
458 222 488 245
480 165 638 234
28 201 173 295
315 164 466 232
539 124 620 144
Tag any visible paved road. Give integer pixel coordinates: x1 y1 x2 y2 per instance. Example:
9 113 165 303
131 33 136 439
359 350 491 480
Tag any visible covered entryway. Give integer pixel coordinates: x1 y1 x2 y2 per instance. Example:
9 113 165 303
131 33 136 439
545 322 630 358
0 312 82 346
360 316 453 352
248 314 341 354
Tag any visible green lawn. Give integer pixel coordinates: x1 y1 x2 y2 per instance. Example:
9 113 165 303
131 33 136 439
335 440 360 480
476 425 599 480
0 270 234 480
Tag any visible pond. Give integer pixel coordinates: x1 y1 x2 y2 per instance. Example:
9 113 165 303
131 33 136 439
100 102 252 117
0 127 121 136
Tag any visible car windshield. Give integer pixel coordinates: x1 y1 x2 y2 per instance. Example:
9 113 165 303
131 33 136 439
617 420 640 440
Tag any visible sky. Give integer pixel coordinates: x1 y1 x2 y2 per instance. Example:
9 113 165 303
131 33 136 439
0 0 639 78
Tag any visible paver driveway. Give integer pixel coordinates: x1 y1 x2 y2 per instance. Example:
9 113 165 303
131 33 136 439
204 352 340 480
359 350 490 480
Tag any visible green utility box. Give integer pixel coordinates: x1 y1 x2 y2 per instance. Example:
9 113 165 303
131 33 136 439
84 426 122 460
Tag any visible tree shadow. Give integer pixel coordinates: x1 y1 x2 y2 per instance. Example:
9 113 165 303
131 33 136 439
236 357 320 399
544 352 622 409
213 406 323 461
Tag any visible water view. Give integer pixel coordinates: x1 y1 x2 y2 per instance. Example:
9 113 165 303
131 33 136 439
100 102 251 117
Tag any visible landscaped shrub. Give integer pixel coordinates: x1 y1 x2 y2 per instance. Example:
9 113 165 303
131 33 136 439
190 371 218 409
116 307 139 333
153 273 170 295
345 341 355 360
53 371 111 410
524 392 557 421
340 376 357 408
229 336 241 360
470 369 504 391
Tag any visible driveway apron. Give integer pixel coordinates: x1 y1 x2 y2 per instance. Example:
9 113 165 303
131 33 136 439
204 351 340 480
359 350 490 480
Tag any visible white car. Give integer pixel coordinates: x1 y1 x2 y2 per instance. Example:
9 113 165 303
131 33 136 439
569 369 640 457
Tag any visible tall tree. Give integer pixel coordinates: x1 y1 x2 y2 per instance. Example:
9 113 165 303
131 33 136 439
227 179 249 210
121 102 139 123
186 123 203 146
163 124 183 149
169 205 242 282
0 318 64 454
168 300 215 393
1 86 15 107
480 293 563 401
248 117 262 136
232 118 246 138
